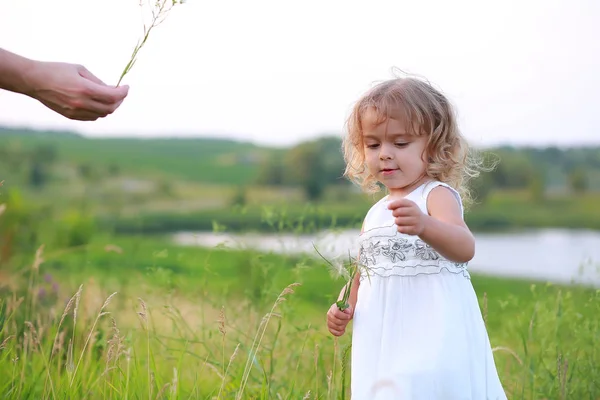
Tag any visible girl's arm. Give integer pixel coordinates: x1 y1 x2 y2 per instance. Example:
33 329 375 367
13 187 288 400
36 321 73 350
419 186 475 263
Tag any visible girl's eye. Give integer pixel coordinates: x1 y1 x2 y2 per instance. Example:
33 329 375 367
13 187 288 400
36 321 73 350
366 144 380 149
395 142 409 147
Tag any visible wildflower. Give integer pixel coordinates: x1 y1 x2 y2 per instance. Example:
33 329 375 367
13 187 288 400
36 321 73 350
313 244 365 311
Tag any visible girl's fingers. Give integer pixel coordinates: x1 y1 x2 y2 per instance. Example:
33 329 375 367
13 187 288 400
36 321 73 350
391 207 411 217
328 318 347 329
329 305 351 320
394 217 414 227
327 303 351 336
329 327 345 336
334 310 351 320
397 225 418 235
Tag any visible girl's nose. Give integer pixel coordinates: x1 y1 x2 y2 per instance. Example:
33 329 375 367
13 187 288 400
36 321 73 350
379 143 393 160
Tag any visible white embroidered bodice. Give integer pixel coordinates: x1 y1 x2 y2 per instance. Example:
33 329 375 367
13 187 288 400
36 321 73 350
357 181 470 280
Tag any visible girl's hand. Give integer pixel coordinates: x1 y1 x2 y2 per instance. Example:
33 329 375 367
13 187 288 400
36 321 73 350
387 198 427 236
327 303 353 336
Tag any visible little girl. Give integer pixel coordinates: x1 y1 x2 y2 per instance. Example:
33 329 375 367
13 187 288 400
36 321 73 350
326 76 507 399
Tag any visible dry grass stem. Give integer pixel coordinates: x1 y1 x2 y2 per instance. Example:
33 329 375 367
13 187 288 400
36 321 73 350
155 383 170 400
32 245 45 271
138 297 148 326
236 283 301 400
0 335 14 351
492 346 524 365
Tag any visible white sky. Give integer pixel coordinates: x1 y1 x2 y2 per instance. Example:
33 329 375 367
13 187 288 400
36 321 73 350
0 0 598 148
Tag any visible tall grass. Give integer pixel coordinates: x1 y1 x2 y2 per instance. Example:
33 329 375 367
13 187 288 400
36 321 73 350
0 243 351 399
0 237 599 398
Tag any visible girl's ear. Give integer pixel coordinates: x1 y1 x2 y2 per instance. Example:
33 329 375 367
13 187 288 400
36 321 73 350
420 145 432 164
422 149 433 164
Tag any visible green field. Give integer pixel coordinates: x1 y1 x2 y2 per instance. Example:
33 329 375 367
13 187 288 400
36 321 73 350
0 233 599 399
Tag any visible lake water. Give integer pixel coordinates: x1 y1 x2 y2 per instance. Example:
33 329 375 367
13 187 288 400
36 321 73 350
172 228 600 287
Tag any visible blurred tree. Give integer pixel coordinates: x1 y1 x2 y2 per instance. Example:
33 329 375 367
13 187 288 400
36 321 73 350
28 162 45 187
0 142 25 173
230 185 247 207
107 163 121 177
78 163 93 180
255 154 285 186
30 144 57 165
489 150 536 189
316 136 347 185
54 210 96 248
529 169 546 202
157 179 175 198
283 136 347 201
27 144 57 188
469 173 494 204
0 188 41 264
568 167 588 194
468 151 499 205
285 141 325 200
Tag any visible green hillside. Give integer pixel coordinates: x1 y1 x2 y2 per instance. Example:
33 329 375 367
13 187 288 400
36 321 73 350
0 127 276 185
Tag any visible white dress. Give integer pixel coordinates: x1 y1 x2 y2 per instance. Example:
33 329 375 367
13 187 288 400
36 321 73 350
351 181 507 400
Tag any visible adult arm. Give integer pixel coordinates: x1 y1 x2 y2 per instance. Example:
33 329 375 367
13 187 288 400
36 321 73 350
0 48 129 121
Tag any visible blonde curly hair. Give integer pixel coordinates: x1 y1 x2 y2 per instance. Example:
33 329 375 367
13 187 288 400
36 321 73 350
342 75 484 209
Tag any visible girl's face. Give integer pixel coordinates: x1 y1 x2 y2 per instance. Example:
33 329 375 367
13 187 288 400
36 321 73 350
361 107 429 197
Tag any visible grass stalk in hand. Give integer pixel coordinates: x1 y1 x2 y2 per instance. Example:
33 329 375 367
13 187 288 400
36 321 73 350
313 244 362 311
117 0 186 87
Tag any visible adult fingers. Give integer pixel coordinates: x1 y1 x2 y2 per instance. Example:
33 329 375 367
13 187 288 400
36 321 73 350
113 98 125 111
70 99 119 119
65 110 102 121
86 81 130 105
39 98 103 121
78 65 106 85
69 101 122 120
78 64 130 105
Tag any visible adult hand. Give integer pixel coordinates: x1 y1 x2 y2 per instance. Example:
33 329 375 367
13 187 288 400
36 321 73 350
25 61 129 121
